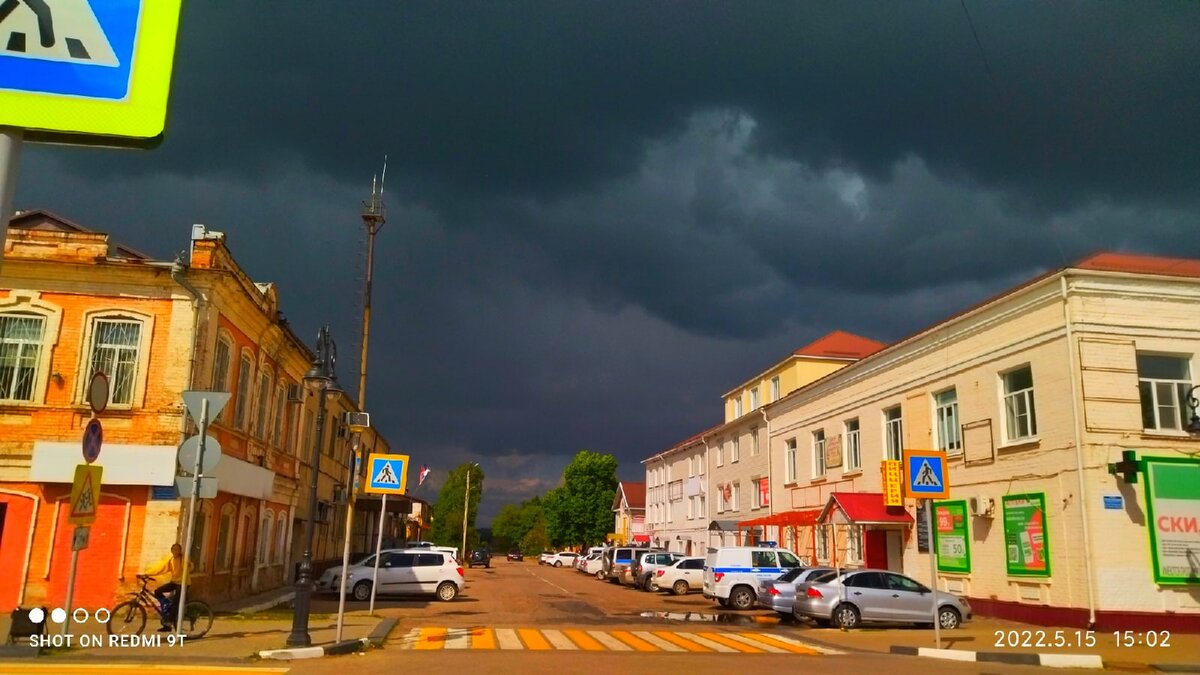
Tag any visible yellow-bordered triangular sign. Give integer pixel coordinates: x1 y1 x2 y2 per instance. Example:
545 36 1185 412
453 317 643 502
69 464 102 525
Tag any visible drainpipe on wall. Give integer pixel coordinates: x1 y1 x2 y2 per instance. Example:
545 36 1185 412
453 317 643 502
171 254 207 442
1061 275 1098 629
761 408 775 542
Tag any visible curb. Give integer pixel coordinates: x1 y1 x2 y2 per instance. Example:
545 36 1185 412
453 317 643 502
367 617 398 647
221 591 296 616
259 638 369 660
1150 666 1200 673
890 645 1103 669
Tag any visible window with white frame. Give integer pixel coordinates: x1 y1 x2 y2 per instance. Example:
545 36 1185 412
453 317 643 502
688 456 695 477
698 451 705 475
687 496 694 519
1137 354 1193 431
235 354 253 430
751 426 760 456
884 406 903 460
735 397 743 418
716 440 724 467
847 525 863 562
87 318 143 406
845 419 861 471
255 371 272 438
785 438 797 483
752 477 769 509
935 388 962 454
0 313 45 402
667 500 673 523
1002 365 1038 441
699 494 706 517
750 387 759 409
275 513 288 564
215 504 236 571
731 482 740 511
771 376 780 402
816 526 829 561
812 429 827 477
731 435 740 462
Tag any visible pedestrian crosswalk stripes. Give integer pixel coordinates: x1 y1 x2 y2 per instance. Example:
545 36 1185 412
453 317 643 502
394 627 836 655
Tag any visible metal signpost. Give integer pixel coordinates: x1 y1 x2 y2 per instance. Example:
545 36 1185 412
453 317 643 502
176 391 230 630
335 414 370 642
63 373 107 636
0 0 183 268
903 449 950 650
363 453 408 613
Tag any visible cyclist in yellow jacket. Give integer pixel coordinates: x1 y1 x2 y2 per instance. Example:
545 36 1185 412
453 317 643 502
145 543 190 631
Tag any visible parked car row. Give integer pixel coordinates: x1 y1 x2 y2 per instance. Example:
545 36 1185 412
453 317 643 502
545 544 972 631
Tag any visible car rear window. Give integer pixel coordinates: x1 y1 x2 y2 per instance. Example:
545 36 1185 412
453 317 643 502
778 567 806 582
415 553 443 567
809 570 838 583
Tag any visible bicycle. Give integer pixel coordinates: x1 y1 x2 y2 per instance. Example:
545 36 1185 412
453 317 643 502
105 575 213 639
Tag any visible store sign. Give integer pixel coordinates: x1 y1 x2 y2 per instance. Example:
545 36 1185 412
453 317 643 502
825 435 843 469
934 500 971 573
1144 458 1200 584
1002 493 1050 577
882 460 903 506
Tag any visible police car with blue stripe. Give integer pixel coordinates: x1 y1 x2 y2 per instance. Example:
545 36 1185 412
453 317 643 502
703 545 804 609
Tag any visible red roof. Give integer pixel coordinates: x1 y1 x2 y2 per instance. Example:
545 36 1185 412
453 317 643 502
818 492 913 525
618 481 646 509
738 507 822 529
793 330 886 360
1073 252 1200 279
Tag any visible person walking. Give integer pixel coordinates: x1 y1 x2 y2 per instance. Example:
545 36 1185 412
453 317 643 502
145 543 190 631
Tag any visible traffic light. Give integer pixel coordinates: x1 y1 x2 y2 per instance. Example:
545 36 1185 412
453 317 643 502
1108 450 1140 484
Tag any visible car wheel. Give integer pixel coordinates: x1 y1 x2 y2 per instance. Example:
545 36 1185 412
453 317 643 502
834 604 861 629
352 581 372 602
672 580 689 596
729 586 755 610
436 582 459 602
647 578 659 592
595 570 606 580
554 561 562 568
717 597 729 608
938 607 962 630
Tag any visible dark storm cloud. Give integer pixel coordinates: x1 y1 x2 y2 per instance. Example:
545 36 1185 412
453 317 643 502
13 3 1200 520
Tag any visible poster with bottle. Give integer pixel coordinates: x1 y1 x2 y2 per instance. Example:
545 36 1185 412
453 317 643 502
1002 493 1051 577
933 500 971 573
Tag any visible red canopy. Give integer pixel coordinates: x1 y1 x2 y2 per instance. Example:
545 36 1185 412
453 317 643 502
818 492 913 525
738 507 821 529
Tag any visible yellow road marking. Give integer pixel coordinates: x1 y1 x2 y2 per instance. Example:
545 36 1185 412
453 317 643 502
415 626 447 650
610 630 658 652
735 632 820 654
470 627 496 650
697 631 764 653
517 628 552 650
563 629 606 651
653 630 714 652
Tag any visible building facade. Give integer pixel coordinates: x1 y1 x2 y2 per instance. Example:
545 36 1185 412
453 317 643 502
610 481 646 545
760 253 1200 629
643 431 708 555
0 211 392 611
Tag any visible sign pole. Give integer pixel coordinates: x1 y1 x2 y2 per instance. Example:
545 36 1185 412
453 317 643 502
368 494 386 614
335 440 361 641
927 498 940 649
0 127 22 272
177 398 208 630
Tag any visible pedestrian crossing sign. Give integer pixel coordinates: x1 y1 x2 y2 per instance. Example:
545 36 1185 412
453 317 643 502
366 453 409 495
0 0 183 143
69 463 103 525
903 449 949 499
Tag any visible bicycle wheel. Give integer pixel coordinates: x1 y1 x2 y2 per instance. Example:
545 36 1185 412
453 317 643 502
106 600 147 636
179 601 213 639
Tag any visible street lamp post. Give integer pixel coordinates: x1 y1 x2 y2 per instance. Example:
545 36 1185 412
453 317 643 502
461 463 479 561
287 326 341 648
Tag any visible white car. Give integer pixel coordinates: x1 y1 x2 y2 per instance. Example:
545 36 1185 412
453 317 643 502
653 556 705 595
703 546 805 609
318 549 465 602
546 552 580 568
576 552 603 574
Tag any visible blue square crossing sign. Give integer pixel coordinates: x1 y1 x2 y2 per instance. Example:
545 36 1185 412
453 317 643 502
0 0 182 140
903 449 950 499
366 453 409 495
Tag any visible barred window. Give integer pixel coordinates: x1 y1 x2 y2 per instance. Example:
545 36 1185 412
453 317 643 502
87 319 142 406
0 314 45 402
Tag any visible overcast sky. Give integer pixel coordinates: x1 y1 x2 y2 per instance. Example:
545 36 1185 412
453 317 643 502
14 2 1200 522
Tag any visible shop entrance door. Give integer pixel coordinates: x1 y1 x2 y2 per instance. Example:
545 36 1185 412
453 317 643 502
864 529 888 569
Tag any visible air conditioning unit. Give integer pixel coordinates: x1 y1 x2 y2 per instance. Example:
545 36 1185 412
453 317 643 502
969 495 995 518
287 384 303 403
343 412 370 429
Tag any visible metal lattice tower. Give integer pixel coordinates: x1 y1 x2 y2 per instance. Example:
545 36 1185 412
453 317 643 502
357 157 386 411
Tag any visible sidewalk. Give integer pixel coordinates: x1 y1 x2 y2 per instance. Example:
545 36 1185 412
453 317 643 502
798 616 1200 671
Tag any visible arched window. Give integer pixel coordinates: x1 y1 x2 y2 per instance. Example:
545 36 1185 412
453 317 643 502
275 512 288 564
80 310 154 408
259 509 273 564
188 502 214 572
211 331 234 422
255 369 272 439
0 291 62 405
215 503 236 571
234 351 254 430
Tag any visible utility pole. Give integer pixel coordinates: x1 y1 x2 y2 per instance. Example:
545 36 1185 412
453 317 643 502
358 158 386 411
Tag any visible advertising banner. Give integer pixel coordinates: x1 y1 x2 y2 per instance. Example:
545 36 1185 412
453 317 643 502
882 460 903 507
1003 493 1050 577
825 435 843 469
934 500 970 573
1144 458 1200 584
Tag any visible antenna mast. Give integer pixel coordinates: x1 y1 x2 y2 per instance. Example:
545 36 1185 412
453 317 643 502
357 157 387 410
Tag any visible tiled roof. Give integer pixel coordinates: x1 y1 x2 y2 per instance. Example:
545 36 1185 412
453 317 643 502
619 481 646 509
819 492 914 525
1073 252 1200 278
793 330 887 360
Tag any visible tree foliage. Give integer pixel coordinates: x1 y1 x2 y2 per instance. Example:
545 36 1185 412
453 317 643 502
430 463 485 550
543 450 618 547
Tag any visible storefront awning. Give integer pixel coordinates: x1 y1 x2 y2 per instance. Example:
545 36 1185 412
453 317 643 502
708 519 740 532
738 507 822 529
632 534 651 543
818 492 913 526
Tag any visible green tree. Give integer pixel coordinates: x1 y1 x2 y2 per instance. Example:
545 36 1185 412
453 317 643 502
543 450 618 547
521 518 550 555
430 463 485 551
493 496 546 551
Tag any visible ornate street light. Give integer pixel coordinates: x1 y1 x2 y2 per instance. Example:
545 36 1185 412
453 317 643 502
287 326 342 647
1186 386 1200 438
